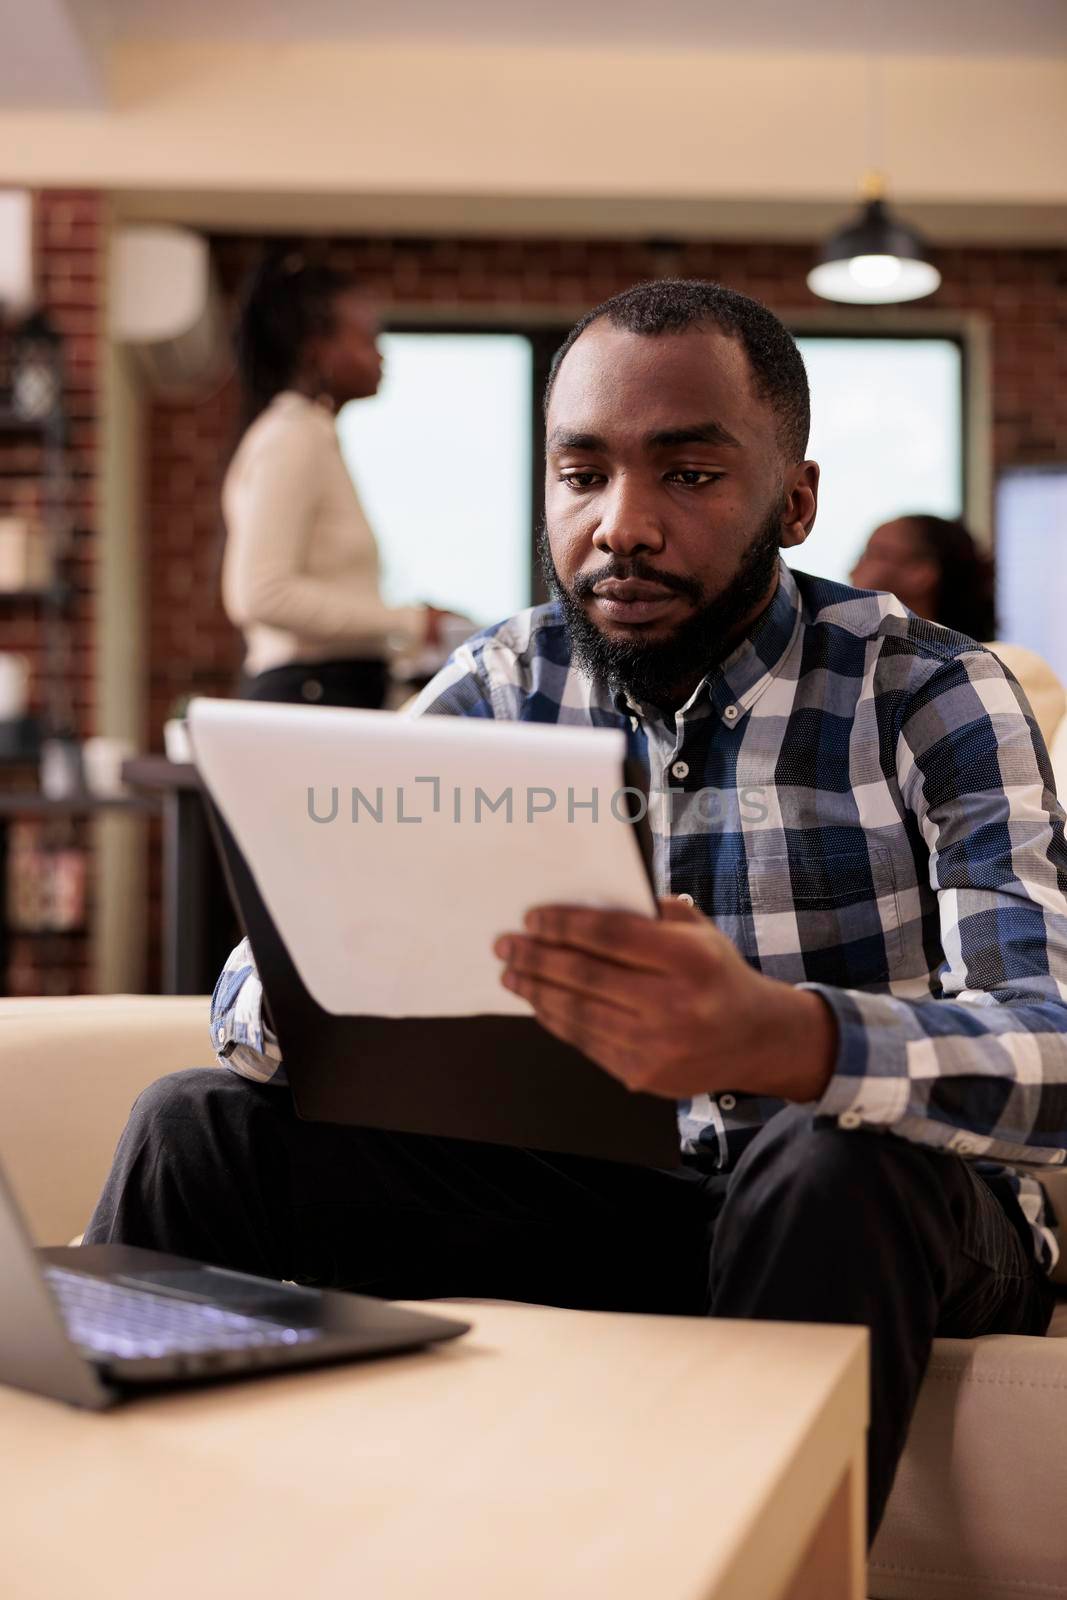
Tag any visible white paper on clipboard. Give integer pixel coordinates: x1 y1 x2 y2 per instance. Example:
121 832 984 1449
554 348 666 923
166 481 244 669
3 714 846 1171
189 698 656 1019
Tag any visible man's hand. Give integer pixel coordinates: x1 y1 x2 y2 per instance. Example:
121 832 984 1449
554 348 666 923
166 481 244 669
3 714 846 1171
493 898 838 1104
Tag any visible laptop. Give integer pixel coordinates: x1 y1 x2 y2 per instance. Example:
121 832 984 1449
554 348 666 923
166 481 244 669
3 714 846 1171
188 698 680 1169
0 1158 469 1410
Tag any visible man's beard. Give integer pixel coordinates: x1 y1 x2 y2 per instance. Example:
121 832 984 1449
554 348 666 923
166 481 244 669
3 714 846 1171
539 499 784 710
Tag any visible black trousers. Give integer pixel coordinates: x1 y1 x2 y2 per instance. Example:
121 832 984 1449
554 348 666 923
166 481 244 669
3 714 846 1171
238 656 388 709
85 1070 1056 1542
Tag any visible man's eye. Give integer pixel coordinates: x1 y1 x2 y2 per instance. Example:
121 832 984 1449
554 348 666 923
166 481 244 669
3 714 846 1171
560 472 603 489
667 470 724 486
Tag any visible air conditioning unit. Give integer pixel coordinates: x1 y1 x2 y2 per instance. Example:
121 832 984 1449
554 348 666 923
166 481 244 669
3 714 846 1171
0 189 34 320
109 225 229 399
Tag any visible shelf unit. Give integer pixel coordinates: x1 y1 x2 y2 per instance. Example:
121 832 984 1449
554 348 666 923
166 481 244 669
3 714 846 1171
0 795 151 996
0 405 74 733
0 584 76 607
0 412 54 434
0 359 86 992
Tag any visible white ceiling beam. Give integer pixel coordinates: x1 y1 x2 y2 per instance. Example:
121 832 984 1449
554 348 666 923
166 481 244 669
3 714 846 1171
0 39 1063 233
112 188 1067 249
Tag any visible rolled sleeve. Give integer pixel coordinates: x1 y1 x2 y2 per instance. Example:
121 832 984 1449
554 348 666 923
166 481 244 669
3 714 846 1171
804 649 1067 1171
209 937 286 1086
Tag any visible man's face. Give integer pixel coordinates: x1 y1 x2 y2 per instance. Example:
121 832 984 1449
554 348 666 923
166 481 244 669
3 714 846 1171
543 322 819 707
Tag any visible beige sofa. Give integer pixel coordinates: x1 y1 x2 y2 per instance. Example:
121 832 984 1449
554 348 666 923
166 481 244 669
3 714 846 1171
0 994 1065 1599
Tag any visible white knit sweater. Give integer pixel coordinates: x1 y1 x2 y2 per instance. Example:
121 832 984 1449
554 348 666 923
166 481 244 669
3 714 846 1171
221 390 422 675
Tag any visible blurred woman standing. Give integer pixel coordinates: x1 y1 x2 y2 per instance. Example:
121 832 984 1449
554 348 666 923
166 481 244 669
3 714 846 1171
222 253 445 707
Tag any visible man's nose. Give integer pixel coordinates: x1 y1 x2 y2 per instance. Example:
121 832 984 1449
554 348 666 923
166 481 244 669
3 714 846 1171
591 480 666 559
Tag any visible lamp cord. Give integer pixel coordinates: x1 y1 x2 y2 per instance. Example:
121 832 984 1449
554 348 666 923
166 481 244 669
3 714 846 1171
862 0 886 195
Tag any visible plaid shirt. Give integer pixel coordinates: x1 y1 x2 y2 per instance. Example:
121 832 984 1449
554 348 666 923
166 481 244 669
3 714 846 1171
212 562 1067 1272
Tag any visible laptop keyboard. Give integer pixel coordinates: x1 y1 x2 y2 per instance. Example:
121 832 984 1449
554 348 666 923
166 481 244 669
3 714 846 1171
45 1266 321 1362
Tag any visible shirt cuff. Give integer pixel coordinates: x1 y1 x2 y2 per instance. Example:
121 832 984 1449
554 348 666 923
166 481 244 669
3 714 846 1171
799 982 913 1131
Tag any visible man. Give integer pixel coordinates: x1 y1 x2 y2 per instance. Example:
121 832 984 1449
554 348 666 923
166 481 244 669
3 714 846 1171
88 281 1066 1541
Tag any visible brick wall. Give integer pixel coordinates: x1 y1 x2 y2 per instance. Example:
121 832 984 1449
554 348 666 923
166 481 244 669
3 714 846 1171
146 233 1067 746
0 189 104 994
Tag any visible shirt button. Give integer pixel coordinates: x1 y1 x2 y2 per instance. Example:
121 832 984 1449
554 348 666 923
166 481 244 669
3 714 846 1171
676 892 695 907
839 1111 863 1130
671 760 689 780
719 1093 736 1111
216 1026 226 1044
723 705 739 723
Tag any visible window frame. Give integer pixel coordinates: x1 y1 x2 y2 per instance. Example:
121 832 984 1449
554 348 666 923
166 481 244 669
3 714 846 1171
787 308 990 550
381 317 568 608
381 306 991 604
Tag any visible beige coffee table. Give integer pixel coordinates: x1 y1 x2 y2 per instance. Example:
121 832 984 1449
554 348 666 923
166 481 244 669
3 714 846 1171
0 1302 867 1600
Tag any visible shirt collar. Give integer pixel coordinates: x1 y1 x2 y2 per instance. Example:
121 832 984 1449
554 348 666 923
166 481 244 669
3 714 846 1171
611 560 803 728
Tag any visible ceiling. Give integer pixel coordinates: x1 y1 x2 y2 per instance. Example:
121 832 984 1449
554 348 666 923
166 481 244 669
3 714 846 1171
2 0 1065 112
1 0 1062 243
70 0 1067 56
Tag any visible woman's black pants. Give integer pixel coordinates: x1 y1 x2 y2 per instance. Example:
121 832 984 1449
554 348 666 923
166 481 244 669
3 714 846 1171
238 657 388 709
85 1069 1056 1543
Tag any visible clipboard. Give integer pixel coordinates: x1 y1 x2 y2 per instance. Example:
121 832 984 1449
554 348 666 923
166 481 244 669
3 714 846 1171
198 720 679 1170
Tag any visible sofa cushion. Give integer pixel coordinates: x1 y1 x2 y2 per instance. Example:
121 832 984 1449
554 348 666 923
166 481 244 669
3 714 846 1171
986 641 1067 749
1050 716 1067 800
870 1298 1067 1599
0 996 213 1245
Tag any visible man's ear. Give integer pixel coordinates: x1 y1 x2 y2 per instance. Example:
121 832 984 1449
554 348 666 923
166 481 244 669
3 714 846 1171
779 461 820 549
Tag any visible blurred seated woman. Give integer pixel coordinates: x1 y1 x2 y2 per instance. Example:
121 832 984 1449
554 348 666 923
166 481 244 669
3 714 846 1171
222 253 447 708
850 513 996 642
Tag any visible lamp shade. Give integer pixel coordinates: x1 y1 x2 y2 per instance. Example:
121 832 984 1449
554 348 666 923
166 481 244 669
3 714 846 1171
807 198 941 305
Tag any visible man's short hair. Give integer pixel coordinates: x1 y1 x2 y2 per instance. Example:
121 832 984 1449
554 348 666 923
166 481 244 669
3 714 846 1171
545 279 811 462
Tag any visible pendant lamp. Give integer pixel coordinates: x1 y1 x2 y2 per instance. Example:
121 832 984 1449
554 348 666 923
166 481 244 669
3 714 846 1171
808 172 941 305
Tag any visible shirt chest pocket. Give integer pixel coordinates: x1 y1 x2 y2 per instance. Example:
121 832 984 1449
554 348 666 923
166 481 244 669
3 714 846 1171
737 847 902 976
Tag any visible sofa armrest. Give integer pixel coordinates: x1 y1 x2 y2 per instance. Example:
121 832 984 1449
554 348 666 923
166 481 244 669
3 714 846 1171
0 996 213 1246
